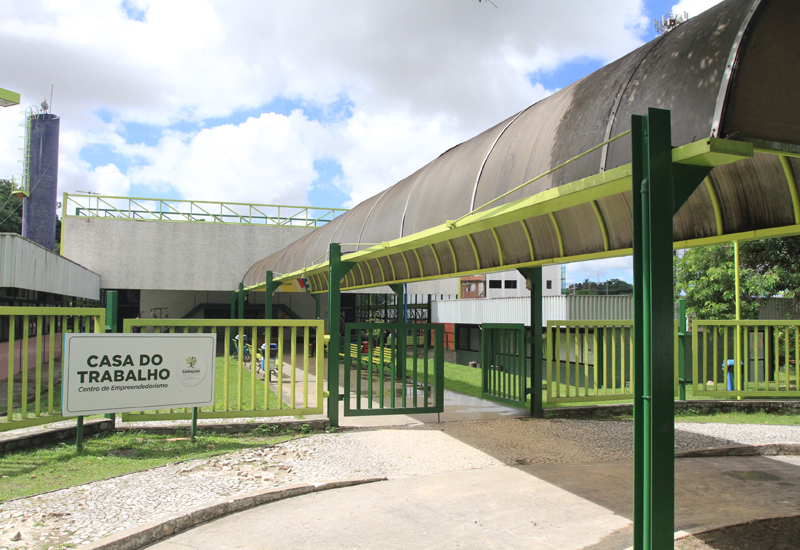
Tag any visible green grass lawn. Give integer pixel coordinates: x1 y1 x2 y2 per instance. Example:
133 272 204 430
0 424 315 502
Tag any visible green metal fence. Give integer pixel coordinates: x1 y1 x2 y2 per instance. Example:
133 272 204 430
64 193 347 227
1 306 106 431
692 320 800 398
481 324 528 407
546 320 635 403
122 319 325 421
342 323 444 416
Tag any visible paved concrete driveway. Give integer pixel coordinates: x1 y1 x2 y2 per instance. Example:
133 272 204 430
146 455 800 550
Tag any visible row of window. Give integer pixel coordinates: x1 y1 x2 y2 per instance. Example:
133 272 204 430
486 279 554 289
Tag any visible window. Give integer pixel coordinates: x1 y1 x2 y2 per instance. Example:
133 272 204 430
546 280 552 289
504 280 517 289
456 325 481 352
488 279 502 289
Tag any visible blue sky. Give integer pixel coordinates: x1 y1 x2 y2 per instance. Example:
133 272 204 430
0 0 721 283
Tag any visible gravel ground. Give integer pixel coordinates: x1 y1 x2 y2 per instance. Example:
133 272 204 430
2 418 800 550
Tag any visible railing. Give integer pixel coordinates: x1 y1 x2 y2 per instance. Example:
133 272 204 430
121 319 325 420
546 320 635 403
63 193 348 227
1 306 106 431
692 320 800 398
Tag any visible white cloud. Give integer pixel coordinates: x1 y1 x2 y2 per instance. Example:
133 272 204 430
126 111 323 204
566 257 634 285
671 0 725 18
0 0 652 209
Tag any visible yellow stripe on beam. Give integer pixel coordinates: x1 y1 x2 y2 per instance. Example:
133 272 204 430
549 212 565 257
413 248 425 277
704 176 724 236
491 228 504 265
467 234 481 270
429 244 442 276
447 239 459 272
779 156 800 225
520 220 534 262
591 201 610 252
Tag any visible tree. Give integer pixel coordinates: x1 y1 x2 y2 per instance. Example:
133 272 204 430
674 237 800 321
0 179 23 234
0 179 61 250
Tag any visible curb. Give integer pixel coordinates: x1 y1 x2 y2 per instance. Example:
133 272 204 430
675 442 800 458
0 418 329 453
81 477 386 550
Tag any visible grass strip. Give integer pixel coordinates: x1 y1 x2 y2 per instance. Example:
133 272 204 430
0 424 316 502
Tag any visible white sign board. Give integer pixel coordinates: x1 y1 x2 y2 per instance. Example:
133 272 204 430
62 333 216 416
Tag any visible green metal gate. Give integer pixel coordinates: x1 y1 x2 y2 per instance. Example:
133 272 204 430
481 323 528 407
342 322 444 416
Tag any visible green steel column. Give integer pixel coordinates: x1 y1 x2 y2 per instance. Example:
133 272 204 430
313 294 321 320
104 291 118 422
390 284 406 380
632 112 647 550
105 291 118 333
518 267 543 418
679 298 687 401
230 291 236 319
734 242 741 321
265 272 275 320
328 244 355 427
632 108 676 550
237 282 245 319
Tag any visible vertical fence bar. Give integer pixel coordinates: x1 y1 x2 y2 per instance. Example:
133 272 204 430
304 326 310 409
774 327 779 392
367 329 373 409
424 329 430 405
401 328 407 408
34 315 42 416
21 316 29 419
264 325 271 410
379 330 385 409
611 326 617 395
412 330 419 407
556 326 562 399
692 325 699 396
784 327 790 392
713 329 718 389
743 326 750 391
278 326 285 408
237 325 244 411
7 316 15 421
290 326 297 409
251 325 257 410
48 316 55 414
224 327 230 411
546 326 553 402
795 327 799 391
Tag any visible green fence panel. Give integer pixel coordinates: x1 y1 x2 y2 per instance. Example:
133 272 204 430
1 306 106 431
342 322 444 416
120 318 325 421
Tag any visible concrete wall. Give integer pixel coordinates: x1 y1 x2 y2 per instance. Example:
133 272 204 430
0 233 100 300
62 218 314 291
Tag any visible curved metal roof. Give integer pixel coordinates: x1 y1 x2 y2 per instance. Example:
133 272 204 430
244 0 800 292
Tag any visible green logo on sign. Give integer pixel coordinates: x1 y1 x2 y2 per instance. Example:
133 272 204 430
186 356 197 368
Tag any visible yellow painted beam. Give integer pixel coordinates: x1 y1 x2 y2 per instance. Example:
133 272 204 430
467 234 481 270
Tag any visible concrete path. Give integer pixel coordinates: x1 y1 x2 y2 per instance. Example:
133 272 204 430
146 455 800 550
